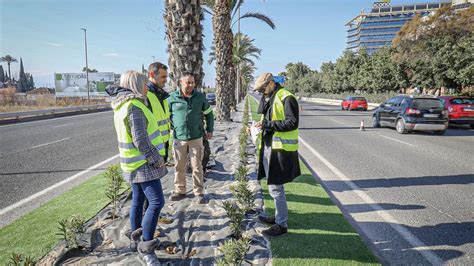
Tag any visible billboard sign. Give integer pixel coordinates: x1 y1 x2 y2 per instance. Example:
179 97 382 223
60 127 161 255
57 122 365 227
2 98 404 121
54 72 120 96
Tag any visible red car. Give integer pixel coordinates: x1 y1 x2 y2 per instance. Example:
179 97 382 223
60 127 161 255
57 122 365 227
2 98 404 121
341 96 368 111
438 96 474 128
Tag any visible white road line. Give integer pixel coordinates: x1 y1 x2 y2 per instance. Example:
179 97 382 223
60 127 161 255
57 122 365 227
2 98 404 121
53 123 73 128
329 118 346 125
30 137 71 149
380 135 416 147
0 154 120 217
299 136 443 265
0 110 112 128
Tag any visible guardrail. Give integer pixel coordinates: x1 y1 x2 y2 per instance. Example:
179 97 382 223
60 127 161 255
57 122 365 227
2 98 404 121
0 104 111 124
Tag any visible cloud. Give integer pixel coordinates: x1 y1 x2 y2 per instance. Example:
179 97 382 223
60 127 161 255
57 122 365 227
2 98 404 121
45 42 63 47
102 53 120 57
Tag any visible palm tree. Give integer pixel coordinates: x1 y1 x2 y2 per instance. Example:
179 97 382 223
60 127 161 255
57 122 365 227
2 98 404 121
203 0 274 120
202 0 275 30
0 55 18 82
164 0 205 90
212 0 234 121
209 33 261 100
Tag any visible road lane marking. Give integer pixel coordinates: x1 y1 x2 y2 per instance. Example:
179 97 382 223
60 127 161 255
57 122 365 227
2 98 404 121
0 110 113 128
380 135 416 147
0 154 120 217
299 136 443 265
30 137 71 149
329 118 346 125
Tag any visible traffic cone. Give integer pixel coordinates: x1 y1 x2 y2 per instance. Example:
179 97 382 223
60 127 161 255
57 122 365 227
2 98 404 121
360 120 365 131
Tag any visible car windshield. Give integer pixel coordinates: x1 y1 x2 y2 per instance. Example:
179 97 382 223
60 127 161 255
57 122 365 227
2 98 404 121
450 98 474 105
352 97 366 101
412 99 444 109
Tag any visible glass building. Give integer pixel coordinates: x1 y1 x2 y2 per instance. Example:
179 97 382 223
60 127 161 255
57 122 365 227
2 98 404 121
345 0 457 55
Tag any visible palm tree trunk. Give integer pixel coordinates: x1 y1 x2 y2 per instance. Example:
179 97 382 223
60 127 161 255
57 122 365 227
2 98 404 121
164 0 204 90
213 0 235 121
7 62 11 82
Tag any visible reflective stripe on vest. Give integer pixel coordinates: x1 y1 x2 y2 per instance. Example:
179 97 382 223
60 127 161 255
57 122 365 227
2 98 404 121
147 92 171 142
203 106 213 115
113 99 166 173
271 88 299 151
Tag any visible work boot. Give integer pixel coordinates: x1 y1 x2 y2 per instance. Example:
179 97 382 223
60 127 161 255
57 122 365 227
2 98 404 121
137 238 161 266
125 228 142 251
169 192 186 201
262 224 288 237
258 215 276 225
195 195 208 204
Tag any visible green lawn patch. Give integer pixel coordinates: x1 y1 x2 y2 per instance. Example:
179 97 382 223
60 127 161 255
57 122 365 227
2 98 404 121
0 172 129 264
248 96 378 265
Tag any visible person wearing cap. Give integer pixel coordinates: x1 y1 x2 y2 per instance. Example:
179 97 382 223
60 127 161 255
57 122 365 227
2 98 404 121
253 72 301 237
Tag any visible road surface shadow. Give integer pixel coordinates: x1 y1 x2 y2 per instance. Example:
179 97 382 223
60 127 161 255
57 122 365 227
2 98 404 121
344 203 425 213
325 174 474 192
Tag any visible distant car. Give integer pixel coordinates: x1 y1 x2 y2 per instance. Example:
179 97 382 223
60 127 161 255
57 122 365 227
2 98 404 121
341 96 368 111
438 96 474 129
372 95 448 135
206 93 216 105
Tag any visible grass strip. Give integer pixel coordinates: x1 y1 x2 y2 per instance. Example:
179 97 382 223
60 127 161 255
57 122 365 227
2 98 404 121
248 96 378 265
0 172 128 264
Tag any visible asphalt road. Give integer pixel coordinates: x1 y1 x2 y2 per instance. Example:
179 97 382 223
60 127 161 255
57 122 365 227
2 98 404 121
295 100 474 264
0 111 120 226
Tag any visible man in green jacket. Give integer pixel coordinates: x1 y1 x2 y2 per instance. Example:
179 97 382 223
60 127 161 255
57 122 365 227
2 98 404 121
168 73 214 204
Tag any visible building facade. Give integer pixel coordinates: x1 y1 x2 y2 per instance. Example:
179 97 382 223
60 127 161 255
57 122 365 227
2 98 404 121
345 0 471 55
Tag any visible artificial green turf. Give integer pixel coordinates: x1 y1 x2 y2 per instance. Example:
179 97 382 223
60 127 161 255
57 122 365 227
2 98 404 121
0 172 129 264
248 96 379 265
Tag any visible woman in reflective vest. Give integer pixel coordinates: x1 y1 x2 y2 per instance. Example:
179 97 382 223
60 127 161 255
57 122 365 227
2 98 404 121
253 73 301 238
106 70 166 265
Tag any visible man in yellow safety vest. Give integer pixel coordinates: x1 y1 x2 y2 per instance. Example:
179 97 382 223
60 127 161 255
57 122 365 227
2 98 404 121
253 73 301 237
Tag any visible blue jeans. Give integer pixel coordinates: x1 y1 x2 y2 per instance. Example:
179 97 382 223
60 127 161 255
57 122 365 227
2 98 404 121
130 179 165 241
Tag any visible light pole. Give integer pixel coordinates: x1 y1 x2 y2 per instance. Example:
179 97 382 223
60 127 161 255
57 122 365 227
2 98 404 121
81 28 90 105
152 56 156 62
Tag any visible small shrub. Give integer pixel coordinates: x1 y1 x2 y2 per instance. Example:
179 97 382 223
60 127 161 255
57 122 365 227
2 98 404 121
216 236 251 266
56 215 85 249
234 164 248 182
230 180 255 213
9 253 35 266
104 165 124 219
222 200 245 239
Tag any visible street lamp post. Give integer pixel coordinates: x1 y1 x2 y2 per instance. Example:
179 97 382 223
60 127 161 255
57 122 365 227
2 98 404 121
152 56 156 62
81 28 90 105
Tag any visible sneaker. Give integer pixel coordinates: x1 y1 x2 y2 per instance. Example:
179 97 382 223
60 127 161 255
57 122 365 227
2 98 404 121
169 192 186 201
258 215 276 225
196 195 208 204
262 224 288 237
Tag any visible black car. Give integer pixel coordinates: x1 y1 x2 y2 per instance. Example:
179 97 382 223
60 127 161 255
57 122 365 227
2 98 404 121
206 93 216 105
372 95 448 135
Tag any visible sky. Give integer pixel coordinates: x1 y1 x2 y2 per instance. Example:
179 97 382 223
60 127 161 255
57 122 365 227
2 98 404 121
0 0 442 88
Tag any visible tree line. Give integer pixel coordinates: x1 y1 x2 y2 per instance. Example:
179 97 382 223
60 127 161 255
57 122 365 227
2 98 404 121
0 55 35 92
280 6 473 96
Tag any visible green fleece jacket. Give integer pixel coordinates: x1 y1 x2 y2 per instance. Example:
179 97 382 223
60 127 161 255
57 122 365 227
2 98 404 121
168 89 214 141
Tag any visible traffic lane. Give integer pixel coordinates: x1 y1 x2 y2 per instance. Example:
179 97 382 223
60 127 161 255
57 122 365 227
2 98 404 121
300 100 474 161
0 111 114 156
298 102 474 263
0 112 118 208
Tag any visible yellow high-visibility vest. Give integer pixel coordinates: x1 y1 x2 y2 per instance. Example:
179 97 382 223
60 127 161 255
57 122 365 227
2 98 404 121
113 99 166 173
147 92 171 142
257 88 299 152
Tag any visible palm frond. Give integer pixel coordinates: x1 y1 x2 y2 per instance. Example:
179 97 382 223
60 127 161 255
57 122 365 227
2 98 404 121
231 0 245 21
232 12 275 29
